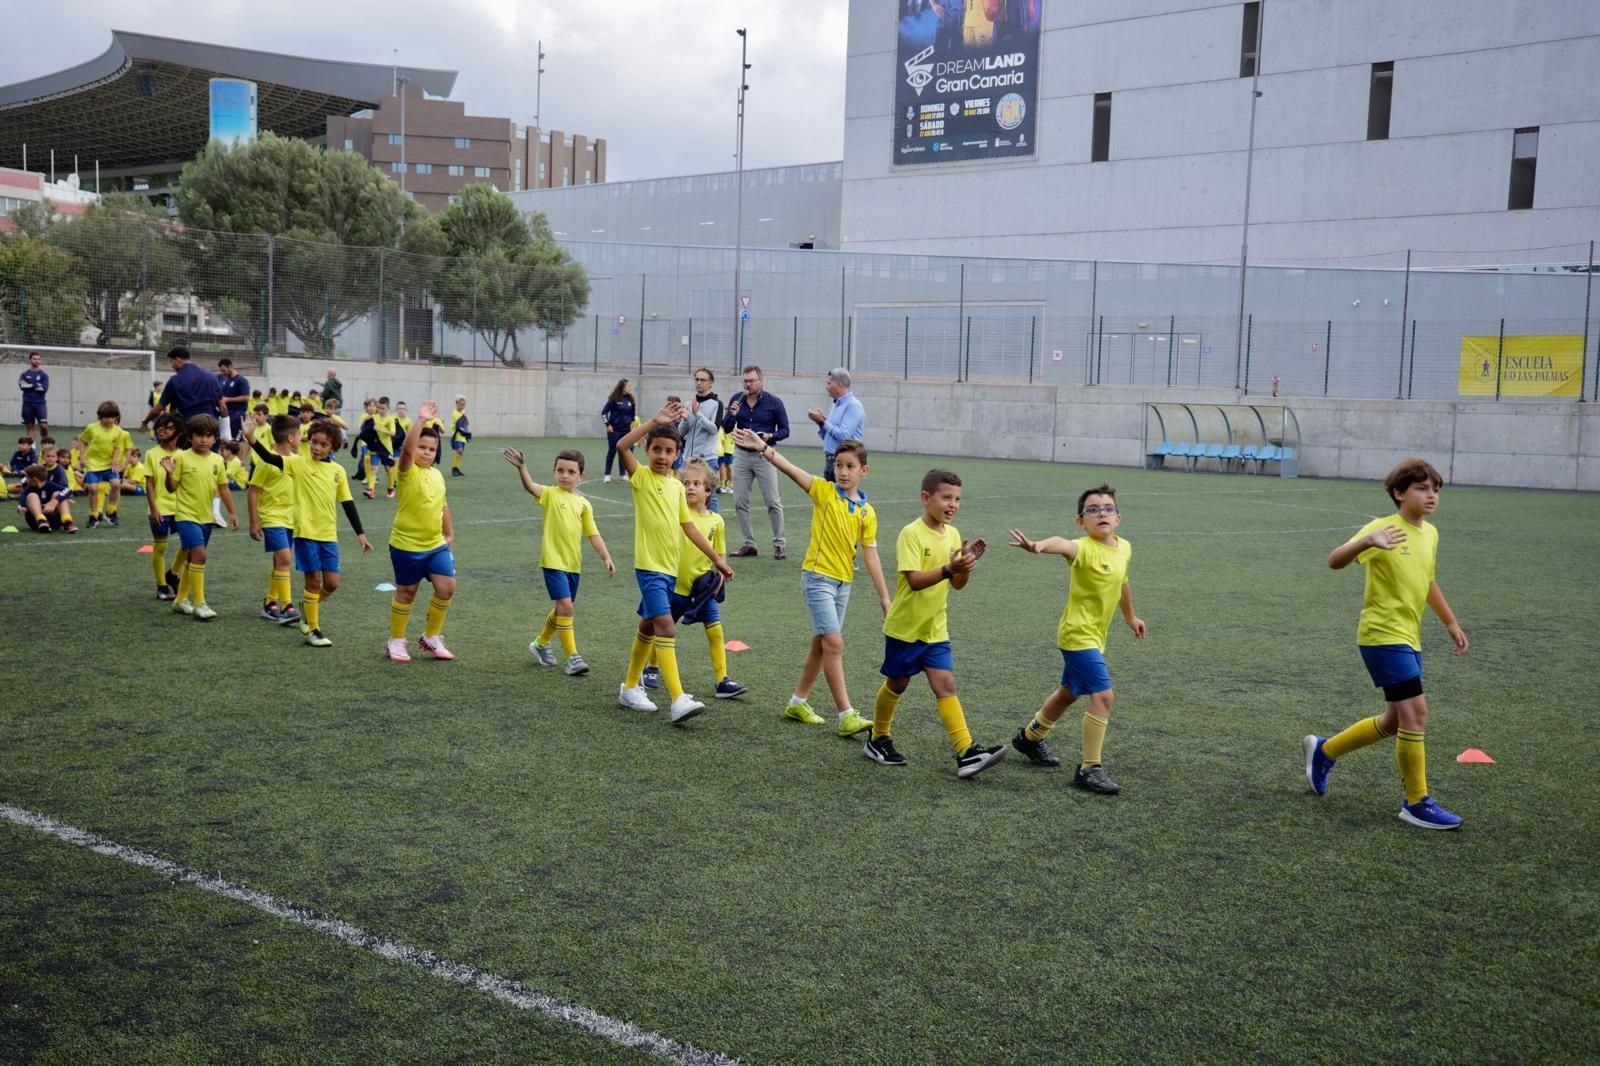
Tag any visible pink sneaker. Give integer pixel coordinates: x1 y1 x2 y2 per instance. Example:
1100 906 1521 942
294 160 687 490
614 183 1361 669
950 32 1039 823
418 635 455 660
386 637 411 662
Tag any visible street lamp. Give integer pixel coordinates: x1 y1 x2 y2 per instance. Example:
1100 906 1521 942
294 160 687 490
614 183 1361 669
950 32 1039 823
733 28 750 367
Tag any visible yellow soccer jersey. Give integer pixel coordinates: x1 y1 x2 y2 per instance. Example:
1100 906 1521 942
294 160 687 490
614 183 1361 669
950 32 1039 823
1056 536 1133 652
397 416 414 436
268 396 289 417
630 465 694 575
253 423 275 448
169 449 226 525
249 457 295 530
390 463 447 552
801 478 877 584
225 456 247 487
372 413 398 442
143 447 182 516
422 417 444 435
675 510 725 595
79 422 127 471
718 428 734 457
64 461 85 492
309 397 325 413
1353 514 1438 650
537 486 598 573
449 410 469 441
883 519 962 644
280 453 353 542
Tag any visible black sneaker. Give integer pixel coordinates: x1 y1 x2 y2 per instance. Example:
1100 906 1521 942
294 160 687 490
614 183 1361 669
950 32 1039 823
1073 764 1121 795
955 743 1008 779
106 513 119 526
1011 729 1061 767
86 515 100 529
166 571 180 595
863 735 907 767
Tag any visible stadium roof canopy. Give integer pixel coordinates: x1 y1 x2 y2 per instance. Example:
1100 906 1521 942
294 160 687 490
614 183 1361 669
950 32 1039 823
0 30 457 173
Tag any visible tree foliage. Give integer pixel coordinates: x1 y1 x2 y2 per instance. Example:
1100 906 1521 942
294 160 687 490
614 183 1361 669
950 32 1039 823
45 193 188 346
0 235 87 346
435 185 589 366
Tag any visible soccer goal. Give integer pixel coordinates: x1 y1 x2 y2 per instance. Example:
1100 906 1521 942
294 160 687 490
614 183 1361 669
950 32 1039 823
0 343 157 377
1 344 157 428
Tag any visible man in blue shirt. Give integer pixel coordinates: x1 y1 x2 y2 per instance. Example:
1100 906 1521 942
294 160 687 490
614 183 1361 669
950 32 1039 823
216 358 252 440
720 364 790 558
139 347 222 430
18 351 49 437
807 367 866 482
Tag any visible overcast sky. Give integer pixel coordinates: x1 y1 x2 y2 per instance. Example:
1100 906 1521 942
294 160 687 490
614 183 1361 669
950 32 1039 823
9 0 850 182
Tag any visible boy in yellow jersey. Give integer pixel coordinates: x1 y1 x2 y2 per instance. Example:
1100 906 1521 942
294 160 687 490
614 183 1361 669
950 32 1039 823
248 405 273 447
248 415 302 626
1305 458 1468 830
161 414 238 621
307 390 324 414
249 420 373 647
384 401 458 662
119 448 145 495
506 445 615 676
142 415 186 599
735 431 889 734
716 425 734 493
74 401 131 527
365 396 400 499
448 395 472 477
615 402 735 725
867 469 1006 779
1007 485 1148 795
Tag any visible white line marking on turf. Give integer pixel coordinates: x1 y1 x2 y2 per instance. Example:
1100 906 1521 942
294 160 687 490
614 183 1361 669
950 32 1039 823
1136 524 1354 537
0 802 743 1066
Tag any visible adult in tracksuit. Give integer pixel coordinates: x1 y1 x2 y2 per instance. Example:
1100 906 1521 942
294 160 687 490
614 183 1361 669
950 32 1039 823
18 351 48 438
678 367 723 513
600 378 637 482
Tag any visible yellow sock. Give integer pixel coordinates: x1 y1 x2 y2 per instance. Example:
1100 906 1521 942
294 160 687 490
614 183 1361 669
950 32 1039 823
151 539 169 584
1024 713 1057 743
303 589 321 631
936 695 973 755
555 616 577 656
387 466 397 491
872 682 902 739
706 623 727 682
654 636 684 699
625 632 653 688
188 562 206 605
177 566 193 601
424 595 450 638
389 597 412 639
1081 711 1109 768
366 466 376 492
172 550 188 582
1323 714 1393 760
452 451 462 470
1396 729 1428 805
272 569 292 606
538 609 559 645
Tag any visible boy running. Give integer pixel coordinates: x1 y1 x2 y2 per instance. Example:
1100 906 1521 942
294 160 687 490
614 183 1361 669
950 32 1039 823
1007 484 1147 795
1304 458 1469 830
385 401 458 662
162 415 237 620
75 401 131 527
247 415 302 625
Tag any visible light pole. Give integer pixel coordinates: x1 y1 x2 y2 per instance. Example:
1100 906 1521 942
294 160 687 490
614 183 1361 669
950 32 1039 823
1233 2 1264 390
398 75 409 197
535 40 546 131
733 28 750 367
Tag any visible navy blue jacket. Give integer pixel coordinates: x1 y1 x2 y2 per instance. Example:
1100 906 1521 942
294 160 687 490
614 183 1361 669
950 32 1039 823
719 389 790 443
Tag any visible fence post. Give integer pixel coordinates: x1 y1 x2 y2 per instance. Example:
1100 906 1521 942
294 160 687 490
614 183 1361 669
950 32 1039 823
962 315 972 382
265 234 274 356
593 314 599 370
377 249 386 363
1242 313 1253 395
1323 321 1332 395
687 317 694 365
845 316 853 372
185 287 193 348
904 315 910 380
956 263 966 379
1494 317 1505 401
792 315 798 375
1095 315 1104 384
1396 248 1412 399
1027 315 1036 383
470 260 479 363
1406 319 1417 399
1581 239 1594 403
1166 315 1175 386
17 285 24 342
637 274 646 374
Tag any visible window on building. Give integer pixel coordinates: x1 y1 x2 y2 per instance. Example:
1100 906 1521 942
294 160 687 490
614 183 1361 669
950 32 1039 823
584 169 592 183
562 165 570 186
471 166 488 177
1091 93 1111 162
414 163 432 175
388 134 403 145
539 161 546 180
448 164 465 176
342 138 354 151
1367 62 1393 141
1508 127 1538 210
514 159 523 191
455 137 471 149
1239 2 1260 78
391 162 407 174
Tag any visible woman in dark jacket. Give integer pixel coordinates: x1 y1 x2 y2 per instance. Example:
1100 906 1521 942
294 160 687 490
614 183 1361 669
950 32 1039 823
600 378 637 482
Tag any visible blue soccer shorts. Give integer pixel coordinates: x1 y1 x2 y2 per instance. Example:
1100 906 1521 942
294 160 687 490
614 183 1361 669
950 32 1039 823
294 537 341 574
261 526 293 553
635 569 675 620
1060 648 1114 696
543 567 581 603
390 544 456 586
880 636 954 679
148 514 176 539
175 520 214 550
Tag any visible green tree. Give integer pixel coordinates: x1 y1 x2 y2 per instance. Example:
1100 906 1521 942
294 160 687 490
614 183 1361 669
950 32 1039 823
0 235 87 346
435 185 588 365
176 132 443 357
46 193 188 346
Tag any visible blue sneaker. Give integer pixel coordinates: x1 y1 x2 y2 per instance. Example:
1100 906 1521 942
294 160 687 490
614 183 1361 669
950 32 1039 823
1398 796 1463 830
1303 735 1335 796
641 665 662 690
714 677 747 699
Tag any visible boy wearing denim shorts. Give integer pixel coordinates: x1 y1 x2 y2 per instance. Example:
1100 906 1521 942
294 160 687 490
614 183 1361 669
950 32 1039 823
735 430 889 736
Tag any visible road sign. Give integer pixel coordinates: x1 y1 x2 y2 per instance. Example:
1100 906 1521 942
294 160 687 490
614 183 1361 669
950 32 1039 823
1051 349 1062 361
740 309 751 322
740 295 751 310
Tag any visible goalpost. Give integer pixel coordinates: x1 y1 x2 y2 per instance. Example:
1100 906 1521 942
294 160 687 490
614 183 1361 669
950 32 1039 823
0 344 157 378
1 344 158 427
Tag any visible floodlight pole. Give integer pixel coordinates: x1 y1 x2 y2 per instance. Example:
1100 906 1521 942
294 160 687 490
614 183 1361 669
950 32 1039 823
535 41 547 131
1234 1 1265 391
399 76 408 197
733 28 750 366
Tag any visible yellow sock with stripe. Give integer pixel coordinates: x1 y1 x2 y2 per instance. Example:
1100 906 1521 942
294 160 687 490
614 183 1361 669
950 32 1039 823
654 637 685 699
424 596 450 638
625 632 654 688
1396 729 1428 804
1081 711 1109 768
389 598 412 639
452 451 462 470
387 465 398 491
187 563 206 605
936 695 973 755
303 590 321 631
538 609 559 645
872 682 902 739
176 565 193 601
151 539 169 585
1024 713 1058 743
706 623 728 682
555 616 577 656
271 569 292 606
1323 714 1393 760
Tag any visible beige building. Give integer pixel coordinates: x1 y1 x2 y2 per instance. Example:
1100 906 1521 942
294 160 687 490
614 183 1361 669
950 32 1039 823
327 83 605 213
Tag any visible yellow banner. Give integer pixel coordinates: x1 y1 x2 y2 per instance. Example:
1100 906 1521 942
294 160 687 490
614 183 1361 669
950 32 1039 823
1459 334 1583 397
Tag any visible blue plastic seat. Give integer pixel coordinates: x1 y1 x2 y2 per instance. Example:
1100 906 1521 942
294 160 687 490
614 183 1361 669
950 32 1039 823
1280 446 1296 462
1256 444 1279 472
1171 442 1192 459
1240 444 1259 461
1153 441 1174 457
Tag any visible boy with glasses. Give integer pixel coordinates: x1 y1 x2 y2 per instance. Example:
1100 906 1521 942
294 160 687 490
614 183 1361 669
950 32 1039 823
1006 484 1147 794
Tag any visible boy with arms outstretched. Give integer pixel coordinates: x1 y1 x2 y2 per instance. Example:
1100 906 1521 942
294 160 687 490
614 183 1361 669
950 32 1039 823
506 446 615 676
866 469 1007 779
162 415 237 620
248 415 302 625
615 402 735 725
1304 458 1468 830
735 429 889 735
1008 484 1147 795
385 400 458 662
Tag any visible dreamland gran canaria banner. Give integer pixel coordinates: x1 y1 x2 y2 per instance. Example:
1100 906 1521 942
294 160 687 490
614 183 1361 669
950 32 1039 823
1459 334 1583 397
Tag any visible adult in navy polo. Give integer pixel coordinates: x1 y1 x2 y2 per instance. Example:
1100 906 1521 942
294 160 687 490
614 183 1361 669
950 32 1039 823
18 351 49 437
216 358 252 440
807 367 866 482
139 347 222 430
720 364 790 559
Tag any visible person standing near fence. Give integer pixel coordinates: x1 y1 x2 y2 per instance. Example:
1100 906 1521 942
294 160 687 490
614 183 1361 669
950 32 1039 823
319 369 343 411
139 347 223 430
601 378 637 483
807 368 865 482
18 351 48 439
216 358 251 442
721 365 790 559
678 368 723 512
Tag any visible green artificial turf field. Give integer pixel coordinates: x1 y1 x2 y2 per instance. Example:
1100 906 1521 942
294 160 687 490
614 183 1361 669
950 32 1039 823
3 430 1597 1064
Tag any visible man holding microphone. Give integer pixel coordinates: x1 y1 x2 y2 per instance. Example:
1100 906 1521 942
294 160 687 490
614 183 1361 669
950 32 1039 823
720 365 789 559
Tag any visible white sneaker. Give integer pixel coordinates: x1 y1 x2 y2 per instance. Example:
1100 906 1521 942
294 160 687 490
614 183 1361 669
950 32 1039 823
418 634 455 660
193 602 217 621
618 684 656 712
603 474 612 483
529 641 558 666
669 693 706 725
387 637 412 662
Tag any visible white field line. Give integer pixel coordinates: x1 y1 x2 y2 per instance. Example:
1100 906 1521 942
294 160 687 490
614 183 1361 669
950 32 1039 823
0 802 743 1066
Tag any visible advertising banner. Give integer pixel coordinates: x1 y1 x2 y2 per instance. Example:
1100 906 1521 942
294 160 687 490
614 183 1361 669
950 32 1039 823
894 0 1043 166
1458 335 1583 397
209 78 258 148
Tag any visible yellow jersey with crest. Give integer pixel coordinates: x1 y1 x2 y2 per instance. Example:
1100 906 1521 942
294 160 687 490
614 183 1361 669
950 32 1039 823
1056 536 1132 652
883 518 962 644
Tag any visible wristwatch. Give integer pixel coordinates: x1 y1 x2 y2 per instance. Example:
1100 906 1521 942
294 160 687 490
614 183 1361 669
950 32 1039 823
940 565 953 582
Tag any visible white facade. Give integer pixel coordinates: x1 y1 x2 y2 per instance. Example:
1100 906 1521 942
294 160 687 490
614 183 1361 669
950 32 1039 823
841 0 1600 262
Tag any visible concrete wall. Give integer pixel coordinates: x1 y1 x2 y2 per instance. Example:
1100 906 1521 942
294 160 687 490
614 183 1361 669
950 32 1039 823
11 360 1597 491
